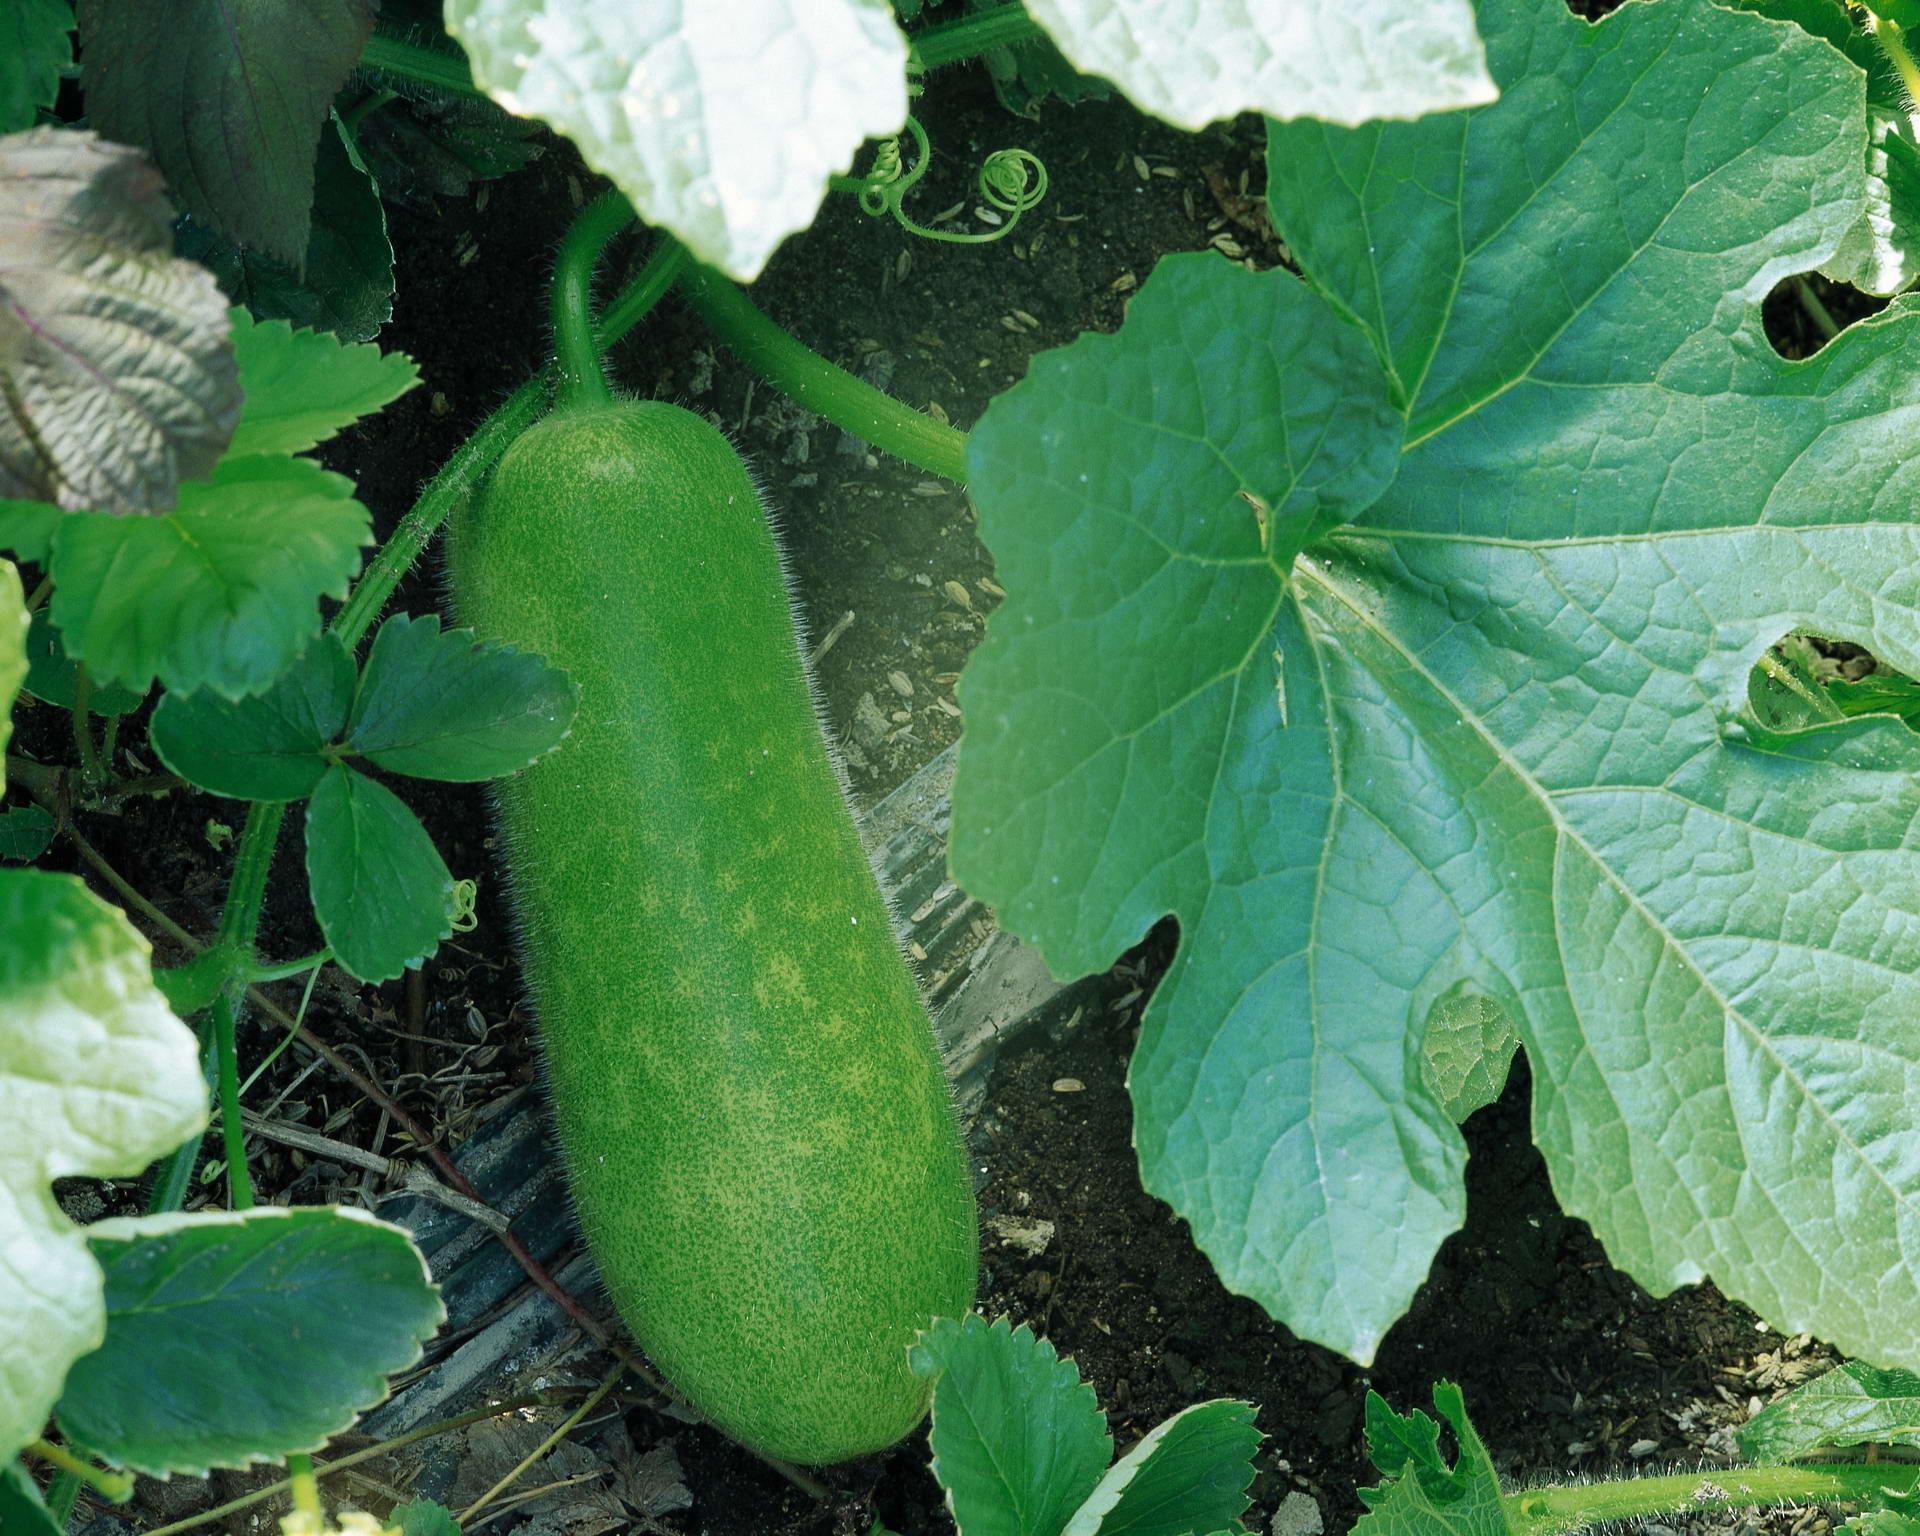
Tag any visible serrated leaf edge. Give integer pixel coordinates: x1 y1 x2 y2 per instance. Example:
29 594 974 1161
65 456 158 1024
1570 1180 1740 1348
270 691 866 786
77 1205 445 1477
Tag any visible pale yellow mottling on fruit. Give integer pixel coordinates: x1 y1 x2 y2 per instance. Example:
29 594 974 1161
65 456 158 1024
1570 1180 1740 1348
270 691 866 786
446 402 976 1466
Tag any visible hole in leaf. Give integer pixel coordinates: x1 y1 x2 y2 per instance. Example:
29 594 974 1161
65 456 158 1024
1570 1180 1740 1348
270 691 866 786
1762 272 1888 359
1747 632 1920 733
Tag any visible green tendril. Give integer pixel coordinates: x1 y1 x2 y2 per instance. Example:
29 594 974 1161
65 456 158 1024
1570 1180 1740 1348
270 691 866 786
450 878 480 933
832 112 1047 244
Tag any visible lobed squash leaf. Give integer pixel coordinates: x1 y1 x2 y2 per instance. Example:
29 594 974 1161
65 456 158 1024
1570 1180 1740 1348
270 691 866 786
1019 0 1494 129
953 0 1920 1368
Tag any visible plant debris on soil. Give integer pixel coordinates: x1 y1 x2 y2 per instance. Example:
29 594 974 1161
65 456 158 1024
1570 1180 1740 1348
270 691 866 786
28 43 1886 1536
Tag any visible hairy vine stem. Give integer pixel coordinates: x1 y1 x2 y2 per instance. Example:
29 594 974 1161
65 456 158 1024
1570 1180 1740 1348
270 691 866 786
1506 1459 1920 1536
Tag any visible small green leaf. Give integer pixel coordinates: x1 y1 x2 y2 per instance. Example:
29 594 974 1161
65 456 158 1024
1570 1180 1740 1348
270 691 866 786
393 1498 462 1536
344 613 579 782
1 0 72 132
78 0 377 263
1855 1490 1920 1536
21 612 146 716
0 806 54 862
1362 1391 1447 1495
49 454 370 699
909 1315 1112 1536
305 764 454 983
1738 1362 1920 1464
1353 1385 1507 1536
1420 990 1518 1125
0 1460 63 1536
228 310 419 459
1060 1399 1260 1536
149 636 356 801
0 129 241 511
58 1205 444 1477
0 870 206 1465
0 501 60 563
177 116 396 343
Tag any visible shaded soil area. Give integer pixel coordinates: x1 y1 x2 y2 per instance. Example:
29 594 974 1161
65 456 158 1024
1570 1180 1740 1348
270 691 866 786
24 37 1877 1536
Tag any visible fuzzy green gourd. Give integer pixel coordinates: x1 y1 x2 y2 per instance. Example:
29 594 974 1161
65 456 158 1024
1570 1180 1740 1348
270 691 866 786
446 396 978 1464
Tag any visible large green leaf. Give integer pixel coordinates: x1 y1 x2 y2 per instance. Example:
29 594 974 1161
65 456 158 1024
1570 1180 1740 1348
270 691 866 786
1726 0 1920 296
58 1206 443 1476
953 0 1920 1368
78 0 376 263
1021 0 1494 129
0 871 206 1464
49 454 370 699
444 0 908 281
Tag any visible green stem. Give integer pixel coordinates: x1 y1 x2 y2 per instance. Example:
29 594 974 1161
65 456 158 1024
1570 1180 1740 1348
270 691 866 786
218 804 283 956
287 1454 321 1523
910 2 1047 70
251 950 332 982
551 190 635 414
356 29 485 102
331 235 685 651
25 1439 134 1503
339 86 399 136
138 1391 577 1536
198 804 283 1210
212 990 252 1210
45 1465 82 1523
1790 275 1841 344
676 257 969 483
1506 1461 1919 1536
70 665 103 788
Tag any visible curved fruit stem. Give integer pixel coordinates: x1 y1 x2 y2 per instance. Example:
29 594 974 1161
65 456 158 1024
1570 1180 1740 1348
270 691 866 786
675 254 969 483
551 189 637 414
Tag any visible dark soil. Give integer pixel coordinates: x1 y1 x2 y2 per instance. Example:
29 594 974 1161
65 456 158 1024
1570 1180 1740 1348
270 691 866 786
29 36 1871 1536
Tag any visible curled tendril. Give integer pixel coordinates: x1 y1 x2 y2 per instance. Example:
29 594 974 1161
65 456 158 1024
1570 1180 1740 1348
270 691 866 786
450 877 480 933
831 113 1048 244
